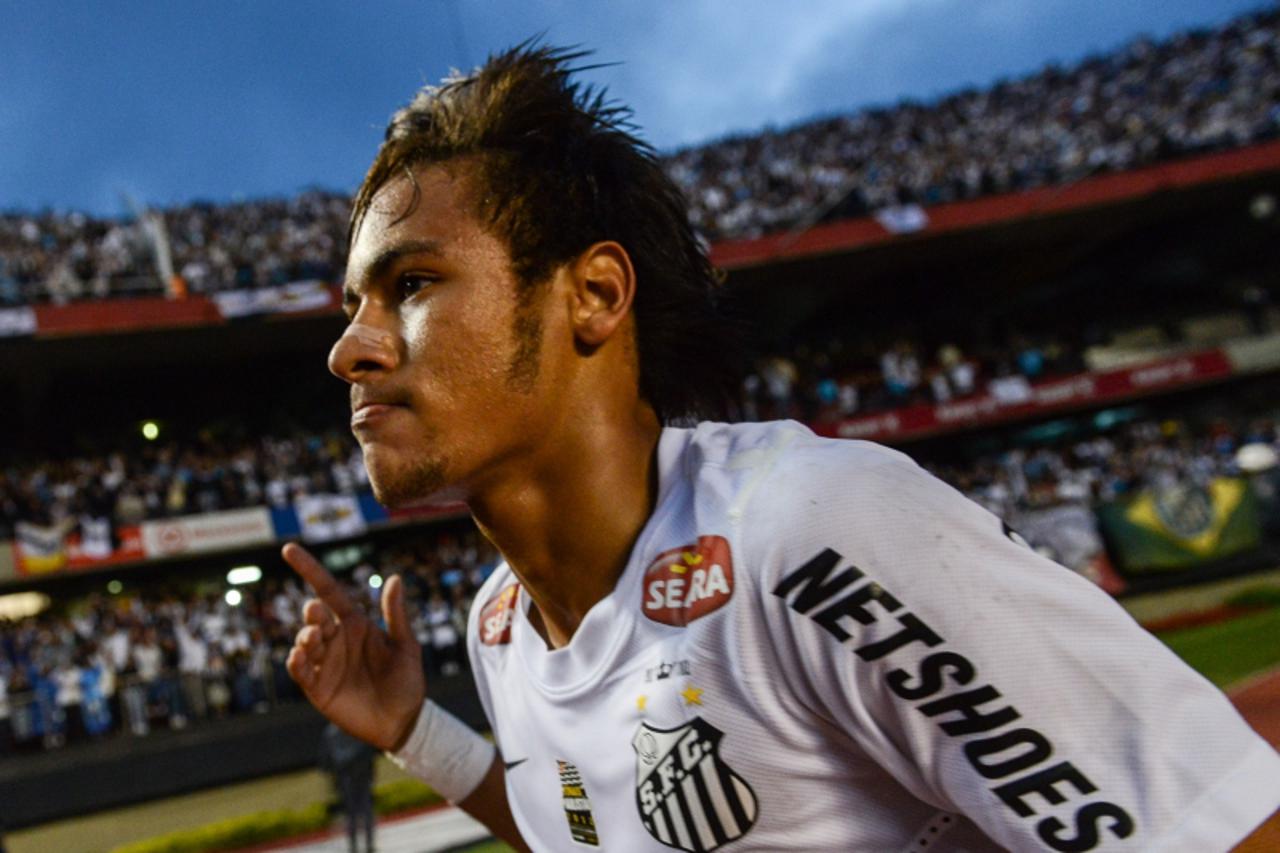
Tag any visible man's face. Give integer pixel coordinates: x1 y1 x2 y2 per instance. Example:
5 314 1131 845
332 163 557 507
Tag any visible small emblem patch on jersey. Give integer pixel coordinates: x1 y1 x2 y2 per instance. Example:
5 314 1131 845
646 659 692 682
557 760 600 846
632 716 758 852
478 583 519 646
642 535 734 627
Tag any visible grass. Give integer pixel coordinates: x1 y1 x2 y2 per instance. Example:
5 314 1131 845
455 843 514 853
102 778 442 853
1225 583 1280 609
1155 605 1280 688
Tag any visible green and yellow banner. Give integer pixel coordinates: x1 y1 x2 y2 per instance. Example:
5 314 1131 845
1096 477 1261 574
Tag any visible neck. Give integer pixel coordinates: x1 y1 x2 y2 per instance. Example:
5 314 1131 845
468 400 662 649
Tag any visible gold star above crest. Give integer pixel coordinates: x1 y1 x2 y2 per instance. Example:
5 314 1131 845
680 683 704 706
636 694 648 711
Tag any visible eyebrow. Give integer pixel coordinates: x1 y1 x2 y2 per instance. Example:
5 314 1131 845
342 239 446 308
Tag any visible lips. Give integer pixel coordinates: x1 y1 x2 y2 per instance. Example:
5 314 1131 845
351 401 408 429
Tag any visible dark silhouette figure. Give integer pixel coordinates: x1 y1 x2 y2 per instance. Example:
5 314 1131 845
319 722 377 853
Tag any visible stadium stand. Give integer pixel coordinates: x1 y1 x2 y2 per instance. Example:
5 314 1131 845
0 192 349 305
0 291 1268 543
0 429 367 540
5 400 1280 756
0 528 495 754
0 7 1277 303
669 7 1280 239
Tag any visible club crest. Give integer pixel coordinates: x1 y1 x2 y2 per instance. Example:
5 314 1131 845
632 717 757 852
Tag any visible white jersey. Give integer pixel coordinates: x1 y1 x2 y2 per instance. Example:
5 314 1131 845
467 420 1280 852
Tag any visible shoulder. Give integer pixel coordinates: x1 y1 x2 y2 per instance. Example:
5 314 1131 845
667 421 993 600
688 420 974 555
750 424 943 508
682 419 926 496
707 423 1035 604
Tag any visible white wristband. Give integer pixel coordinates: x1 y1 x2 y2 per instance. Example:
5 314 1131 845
387 700 496 804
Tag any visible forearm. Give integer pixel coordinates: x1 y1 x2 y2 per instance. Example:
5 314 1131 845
457 755 531 852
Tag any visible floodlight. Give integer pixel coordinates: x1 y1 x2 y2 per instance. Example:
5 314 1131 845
0 592 51 620
227 566 263 586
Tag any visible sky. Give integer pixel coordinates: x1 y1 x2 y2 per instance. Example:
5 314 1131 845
0 0 1269 216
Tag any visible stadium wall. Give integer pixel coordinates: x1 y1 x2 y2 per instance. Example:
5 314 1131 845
0 677 485 830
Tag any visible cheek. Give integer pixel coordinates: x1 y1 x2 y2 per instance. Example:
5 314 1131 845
403 300 513 390
400 300 438 355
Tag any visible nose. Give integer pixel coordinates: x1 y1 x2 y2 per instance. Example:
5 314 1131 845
328 322 400 383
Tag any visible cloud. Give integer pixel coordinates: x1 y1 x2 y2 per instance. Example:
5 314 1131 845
1 0 1266 212
583 0 1264 149
597 0 960 146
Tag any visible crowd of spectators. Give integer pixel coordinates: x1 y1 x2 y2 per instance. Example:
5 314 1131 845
0 191 348 306
740 331 1086 424
2 9 1278 303
0 429 368 541
6 395 1280 755
1 330 1080 541
3 296 1267 542
671 9 1280 239
931 415 1280 522
0 528 497 754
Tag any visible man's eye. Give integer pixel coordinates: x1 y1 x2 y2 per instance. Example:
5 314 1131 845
398 274 437 299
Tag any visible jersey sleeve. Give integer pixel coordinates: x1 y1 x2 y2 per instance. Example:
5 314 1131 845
744 439 1280 852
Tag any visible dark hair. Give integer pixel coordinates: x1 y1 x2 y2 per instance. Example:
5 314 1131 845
351 43 741 423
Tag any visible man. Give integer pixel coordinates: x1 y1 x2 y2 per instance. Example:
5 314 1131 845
319 720 377 853
285 45 1280 851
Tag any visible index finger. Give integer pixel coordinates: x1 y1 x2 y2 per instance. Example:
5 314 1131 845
282 542 357 620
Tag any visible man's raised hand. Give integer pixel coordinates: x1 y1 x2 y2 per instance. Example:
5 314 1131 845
283 542 425 751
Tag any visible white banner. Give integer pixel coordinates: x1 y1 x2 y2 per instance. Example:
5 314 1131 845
0 307 36 337
295 494 367 543
14 520 72 573
212 280 332 319
873 203 929 234
141 507 275 557
77 515 114 560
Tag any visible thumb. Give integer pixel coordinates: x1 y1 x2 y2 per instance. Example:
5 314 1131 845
381 574 413 646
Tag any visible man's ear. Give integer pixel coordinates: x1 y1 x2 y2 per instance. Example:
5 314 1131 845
570 241 636 347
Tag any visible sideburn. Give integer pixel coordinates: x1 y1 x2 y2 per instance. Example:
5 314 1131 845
505 285 544 393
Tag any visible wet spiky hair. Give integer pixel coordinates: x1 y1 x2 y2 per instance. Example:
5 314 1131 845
350 42 741 423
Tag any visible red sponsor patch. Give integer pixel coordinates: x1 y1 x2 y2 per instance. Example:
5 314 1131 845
478 583 520 646
641 535 734 627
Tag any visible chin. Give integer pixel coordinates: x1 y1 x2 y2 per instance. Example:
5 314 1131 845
367 454 451 508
